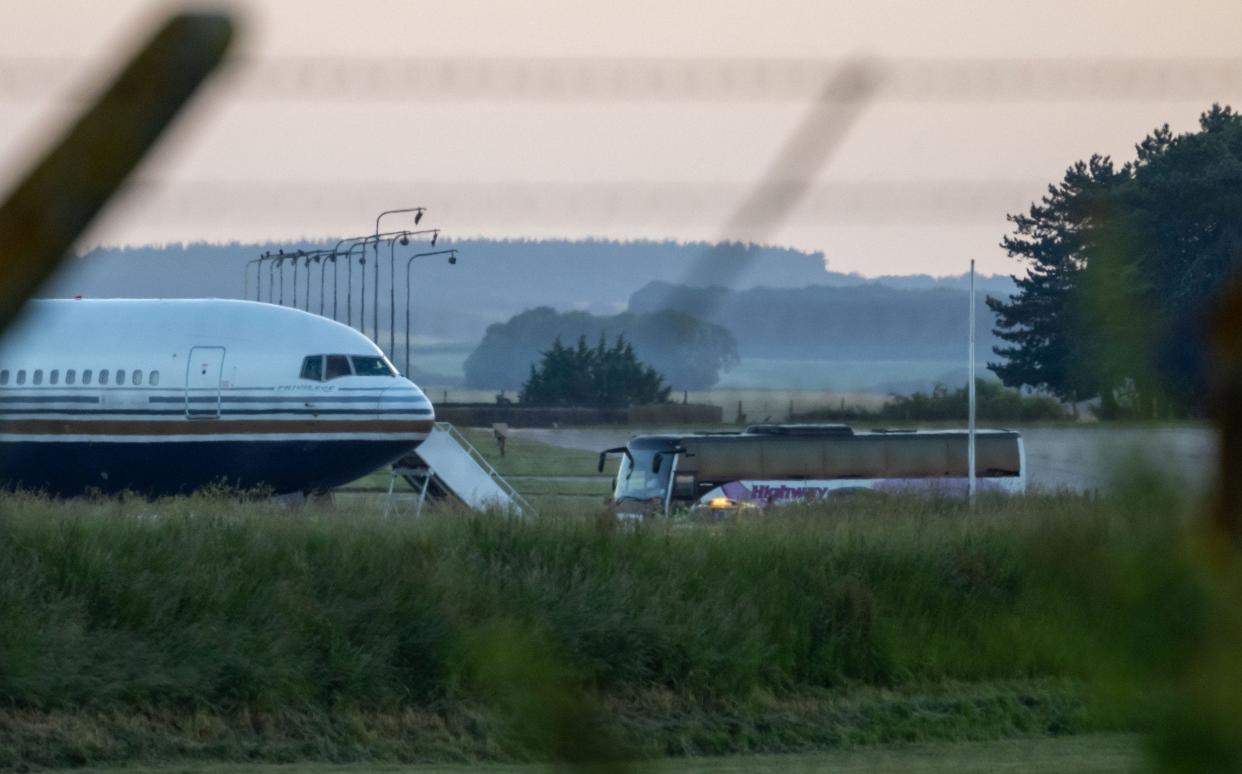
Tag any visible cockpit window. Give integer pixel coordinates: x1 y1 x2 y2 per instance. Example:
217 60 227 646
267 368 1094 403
350 356 396 377
301 354 383 381
300 355 323 381
324 355 352 380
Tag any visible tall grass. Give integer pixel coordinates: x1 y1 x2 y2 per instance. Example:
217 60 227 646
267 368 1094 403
0 486 1235 768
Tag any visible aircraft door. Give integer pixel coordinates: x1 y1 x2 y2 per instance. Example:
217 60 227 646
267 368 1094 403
186 346 225 419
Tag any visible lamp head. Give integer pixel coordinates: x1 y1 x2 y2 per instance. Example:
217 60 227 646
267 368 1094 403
400 235 409 246
448 251 457 265
414 209 424 225
431 232 438 247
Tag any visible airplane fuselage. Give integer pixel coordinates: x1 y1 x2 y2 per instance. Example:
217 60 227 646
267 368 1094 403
0 299 432 496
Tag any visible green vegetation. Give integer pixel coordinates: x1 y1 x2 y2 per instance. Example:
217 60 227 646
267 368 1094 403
4 478 1241 770
794 379 1069 423
71 734 1140 773
455 427 616 478
466 307 738 391
520 334 672 406
991 104 1242 417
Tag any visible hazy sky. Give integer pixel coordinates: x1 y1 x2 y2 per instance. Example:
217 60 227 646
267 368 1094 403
2 0 1241 276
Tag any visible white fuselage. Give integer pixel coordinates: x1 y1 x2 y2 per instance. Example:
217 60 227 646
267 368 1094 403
0 299 433 495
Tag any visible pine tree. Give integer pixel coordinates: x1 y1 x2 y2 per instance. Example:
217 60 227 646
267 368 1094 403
519 334 670 406
988 154 1128 403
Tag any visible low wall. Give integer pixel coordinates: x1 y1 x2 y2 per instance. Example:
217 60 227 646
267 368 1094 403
627 403 723 425
434 403 722 428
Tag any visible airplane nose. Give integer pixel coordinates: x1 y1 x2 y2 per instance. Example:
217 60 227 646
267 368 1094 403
378 382 434 421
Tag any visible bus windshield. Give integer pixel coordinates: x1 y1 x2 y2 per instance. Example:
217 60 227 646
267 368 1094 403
614 447 674 501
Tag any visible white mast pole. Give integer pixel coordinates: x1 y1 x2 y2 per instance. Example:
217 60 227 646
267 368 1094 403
968 259 977 506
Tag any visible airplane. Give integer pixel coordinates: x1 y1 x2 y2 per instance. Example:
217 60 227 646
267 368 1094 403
0 298 434 496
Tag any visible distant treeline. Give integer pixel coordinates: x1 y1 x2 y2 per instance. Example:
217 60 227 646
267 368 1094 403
47 237 1012 355
795 380 1069 423
47 238 843 346
629 281 1005 361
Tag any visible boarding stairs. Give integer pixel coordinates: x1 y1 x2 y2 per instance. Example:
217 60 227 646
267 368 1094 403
385 422 534 517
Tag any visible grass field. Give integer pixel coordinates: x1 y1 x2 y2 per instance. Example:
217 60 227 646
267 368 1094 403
5 470 1242 770
345 427 616 509
74 734 1140 773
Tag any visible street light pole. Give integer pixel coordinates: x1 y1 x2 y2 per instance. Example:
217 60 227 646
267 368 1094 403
329 230 436 339
374 209 428 343
267 256 278 304
331 255 339 320
291 253 299 308
359 251 366 334
375 207 426 245
404 249 457 376
244 257 261 300
304 255 314 311
318 255 328 315
968 258 977 507
386 229 440 358
255 254 273 301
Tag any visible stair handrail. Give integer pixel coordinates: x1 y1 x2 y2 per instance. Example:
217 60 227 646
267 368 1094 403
434 422 536 516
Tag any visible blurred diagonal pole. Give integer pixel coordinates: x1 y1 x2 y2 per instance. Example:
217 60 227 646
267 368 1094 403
658 60 881 313
0 14 234 333
1210 273 1242 543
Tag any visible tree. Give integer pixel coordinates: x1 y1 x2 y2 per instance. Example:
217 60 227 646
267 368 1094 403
987 154 1128 404
519 334 671 406
464 307 738 390
988 104 1242 416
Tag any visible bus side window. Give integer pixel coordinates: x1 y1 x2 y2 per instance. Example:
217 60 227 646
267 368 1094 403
66 369 75 385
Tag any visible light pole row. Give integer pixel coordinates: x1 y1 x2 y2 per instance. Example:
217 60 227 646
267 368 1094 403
245 207 458 375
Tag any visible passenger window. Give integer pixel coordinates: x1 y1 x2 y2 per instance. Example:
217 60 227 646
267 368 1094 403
16 370 25 386
49 369 59 385
132 370 142 386
66 370 75 385
324 354 352 380
116 369 125 386
149 370 159 386
32 370 42 386
300 355 324 381
98 370 108 385
82 369 92 385
0 370 8 386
